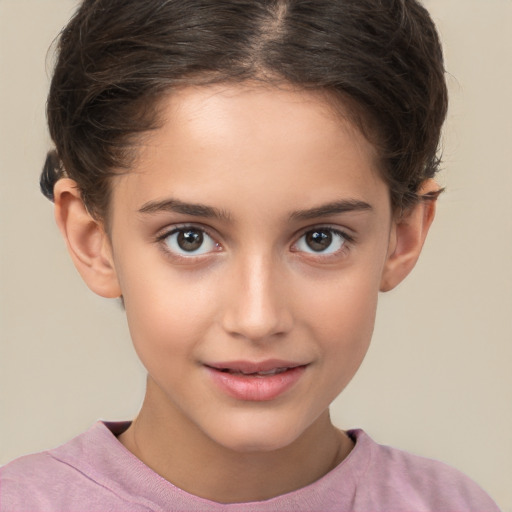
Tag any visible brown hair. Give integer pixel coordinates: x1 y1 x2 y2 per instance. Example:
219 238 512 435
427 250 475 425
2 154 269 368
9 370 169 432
41 0 448 219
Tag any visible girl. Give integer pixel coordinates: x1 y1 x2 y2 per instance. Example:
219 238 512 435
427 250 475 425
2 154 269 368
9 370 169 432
0 1 502 510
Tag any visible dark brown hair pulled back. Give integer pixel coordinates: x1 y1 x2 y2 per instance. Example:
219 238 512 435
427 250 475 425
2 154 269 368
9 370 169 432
42 0 448 219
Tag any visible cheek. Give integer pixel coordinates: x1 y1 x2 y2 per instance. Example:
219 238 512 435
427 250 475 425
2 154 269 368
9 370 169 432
302 267 380 337
119 265 218 364
300 268 380 381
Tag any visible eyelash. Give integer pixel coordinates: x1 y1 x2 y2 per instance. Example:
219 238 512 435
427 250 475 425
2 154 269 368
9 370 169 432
291 227 354 260
155 225 221 261
155 224 354 262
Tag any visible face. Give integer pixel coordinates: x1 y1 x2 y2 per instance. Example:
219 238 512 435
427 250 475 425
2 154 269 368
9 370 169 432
107 84 395 452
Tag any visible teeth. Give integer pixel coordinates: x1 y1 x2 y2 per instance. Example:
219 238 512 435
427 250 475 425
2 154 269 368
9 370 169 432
235 368 288 377
254 368 288 376
222 367 289 376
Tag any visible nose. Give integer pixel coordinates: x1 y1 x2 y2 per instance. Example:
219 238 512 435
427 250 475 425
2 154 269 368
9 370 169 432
221 253 293 342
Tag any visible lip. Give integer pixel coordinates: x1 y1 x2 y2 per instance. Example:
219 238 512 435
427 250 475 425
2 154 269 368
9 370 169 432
205 360 308 401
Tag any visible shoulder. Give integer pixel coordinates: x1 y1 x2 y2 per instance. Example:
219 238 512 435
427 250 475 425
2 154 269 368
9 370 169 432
1 450 85 511
0 421 145 512
348 429 501 511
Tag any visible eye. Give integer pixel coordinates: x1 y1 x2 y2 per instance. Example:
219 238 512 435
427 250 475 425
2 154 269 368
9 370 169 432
162 227 219 256
294 228 347 255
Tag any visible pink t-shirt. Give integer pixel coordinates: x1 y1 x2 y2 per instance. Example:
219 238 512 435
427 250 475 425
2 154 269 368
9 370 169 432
0 421 500 511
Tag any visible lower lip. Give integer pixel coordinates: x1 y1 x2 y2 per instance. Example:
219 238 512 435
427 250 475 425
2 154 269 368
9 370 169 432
206 366 307 401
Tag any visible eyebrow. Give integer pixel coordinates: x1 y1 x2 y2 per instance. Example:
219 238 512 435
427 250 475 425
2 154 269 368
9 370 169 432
138 197 372 222
138 198 231 221
289 199 373 221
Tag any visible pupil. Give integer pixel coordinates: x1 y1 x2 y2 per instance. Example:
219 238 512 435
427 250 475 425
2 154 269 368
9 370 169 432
306 230 332 251
177 229 203 251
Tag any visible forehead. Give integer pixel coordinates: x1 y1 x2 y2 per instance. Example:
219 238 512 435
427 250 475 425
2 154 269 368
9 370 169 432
111 83 389 221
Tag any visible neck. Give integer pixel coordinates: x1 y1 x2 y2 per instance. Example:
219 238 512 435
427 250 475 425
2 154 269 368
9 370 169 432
119 377 353 504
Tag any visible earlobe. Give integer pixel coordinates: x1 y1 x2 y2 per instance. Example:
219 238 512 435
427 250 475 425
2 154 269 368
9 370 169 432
54 179 121 298
380 180 439 292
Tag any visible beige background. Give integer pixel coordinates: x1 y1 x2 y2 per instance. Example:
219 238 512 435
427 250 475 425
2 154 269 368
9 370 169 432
0 0 511 510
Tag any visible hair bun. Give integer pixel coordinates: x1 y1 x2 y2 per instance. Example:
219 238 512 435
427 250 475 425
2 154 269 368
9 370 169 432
40 150 64 202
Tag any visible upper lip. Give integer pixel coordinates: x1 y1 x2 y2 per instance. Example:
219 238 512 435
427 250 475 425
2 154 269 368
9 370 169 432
205 359 307 374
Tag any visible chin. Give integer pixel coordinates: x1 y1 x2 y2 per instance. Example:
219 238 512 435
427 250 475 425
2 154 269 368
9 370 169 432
207 413 311 454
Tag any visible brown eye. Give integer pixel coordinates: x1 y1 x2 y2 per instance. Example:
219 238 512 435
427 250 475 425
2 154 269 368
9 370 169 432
305 230 332 252
163 227 217 256
295 228 347 255
177 229 204 251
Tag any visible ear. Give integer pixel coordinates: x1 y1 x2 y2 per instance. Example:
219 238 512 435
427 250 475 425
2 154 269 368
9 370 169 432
380 180 439 292
54 179 121 298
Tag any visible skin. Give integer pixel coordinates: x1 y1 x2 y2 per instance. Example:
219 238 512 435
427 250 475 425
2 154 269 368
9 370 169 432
54 83 436 503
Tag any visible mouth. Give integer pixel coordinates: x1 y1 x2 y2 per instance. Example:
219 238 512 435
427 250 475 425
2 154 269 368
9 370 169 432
205 360 307 376
213 367 294 377
204 360 308 401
